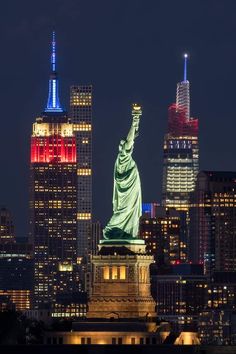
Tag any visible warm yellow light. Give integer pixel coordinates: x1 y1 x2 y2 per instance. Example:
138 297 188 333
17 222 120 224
103 266 110 280
73 123 92 131
77 213 91 220
112 266 118 280
77 169 92 176
32 122 74 137
120 266 126 280
58 262 73 272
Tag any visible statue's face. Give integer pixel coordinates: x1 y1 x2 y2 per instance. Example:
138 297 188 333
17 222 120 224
119 140 126 152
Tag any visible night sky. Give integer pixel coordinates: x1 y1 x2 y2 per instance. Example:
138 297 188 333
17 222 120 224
0 0 236 237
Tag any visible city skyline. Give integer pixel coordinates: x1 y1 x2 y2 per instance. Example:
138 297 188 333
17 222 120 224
1 0 236 237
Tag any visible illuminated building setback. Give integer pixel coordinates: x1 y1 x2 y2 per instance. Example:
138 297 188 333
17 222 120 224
70 86 92 260
30 33 77 309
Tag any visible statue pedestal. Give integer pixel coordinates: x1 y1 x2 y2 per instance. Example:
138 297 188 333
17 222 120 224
87 241 156 319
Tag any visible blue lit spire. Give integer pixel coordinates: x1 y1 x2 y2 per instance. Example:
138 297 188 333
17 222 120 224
44 31 64 113
176 53 190 120
183 53 188 82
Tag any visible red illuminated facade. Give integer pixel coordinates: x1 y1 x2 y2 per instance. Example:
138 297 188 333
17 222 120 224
31 135 76 163
168 104 198 138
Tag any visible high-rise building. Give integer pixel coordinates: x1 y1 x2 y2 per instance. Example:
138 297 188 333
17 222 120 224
162 55 199 211
70 86 92 261
190 171 236 274
30 33 77 309
161 55 199 262
0 207 15 244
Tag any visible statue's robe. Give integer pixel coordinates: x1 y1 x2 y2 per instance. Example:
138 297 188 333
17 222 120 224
103 140 142 240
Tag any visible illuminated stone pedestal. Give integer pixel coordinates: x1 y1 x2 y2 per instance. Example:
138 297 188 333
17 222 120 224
87 242 156 319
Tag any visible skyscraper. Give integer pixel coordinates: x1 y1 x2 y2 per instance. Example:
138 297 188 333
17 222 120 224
162 55 199 211
30 33 77 309
161 55 199 262
70 86 92 261
190 171 236 274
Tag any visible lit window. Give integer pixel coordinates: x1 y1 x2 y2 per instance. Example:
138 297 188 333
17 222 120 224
112 266 118 280
120 266 126 280
103 266 109 280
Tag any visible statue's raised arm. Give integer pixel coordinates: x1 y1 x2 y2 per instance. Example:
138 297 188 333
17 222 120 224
124 104 142 150
103 104 143 242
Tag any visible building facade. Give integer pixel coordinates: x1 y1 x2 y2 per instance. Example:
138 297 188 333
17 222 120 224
198 271 236 344
140 207 182 266
190 171 236 274
30 33 77 309
0 257 33 311
0 207 15 243
70 85 92 261
152 265 207 332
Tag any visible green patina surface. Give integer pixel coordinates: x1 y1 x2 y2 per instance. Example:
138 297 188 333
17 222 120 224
103 104 144 244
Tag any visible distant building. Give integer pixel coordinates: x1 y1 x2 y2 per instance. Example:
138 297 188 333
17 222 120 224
198 309 236 345
142 202 159 218
0 239 33 311
162 55 199 212
208 272 236 309
190 171 236 274
0 242 32 259
0 207 15 243
152 264 206 332
0 257 33 311
140 207 182 265
51 292 87 319
30 33 77 309
161 56 199 263
70 85 92 261
88 222 102 257
198 272 236 344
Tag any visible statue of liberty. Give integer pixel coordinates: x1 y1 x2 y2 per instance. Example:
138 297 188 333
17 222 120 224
103 104 143 241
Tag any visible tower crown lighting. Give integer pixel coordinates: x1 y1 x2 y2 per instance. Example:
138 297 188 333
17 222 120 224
183 53 188 82
45 32 64 113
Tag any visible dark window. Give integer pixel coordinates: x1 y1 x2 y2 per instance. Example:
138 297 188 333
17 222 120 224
112 338 116 345
47 337 51 345
131 337 135 344
59 337 63 345
146 338 150 345
87 338 91 344
118 338 122 345
52 337 57 345
140 338 144 344
81 338 85 344
152 337 156 344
